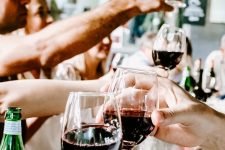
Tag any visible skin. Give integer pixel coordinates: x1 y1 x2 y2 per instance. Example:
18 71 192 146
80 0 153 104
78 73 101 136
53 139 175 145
25 0 53 34
0 69 224 149
0 0 173 76
151 77 225 150
0 0 29 33
101 68 225 150
0 79 107 120
82 36 112 79
23 0 54 79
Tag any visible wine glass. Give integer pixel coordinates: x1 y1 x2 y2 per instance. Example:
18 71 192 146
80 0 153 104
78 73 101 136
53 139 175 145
165 0 186 8
61 92 122 150
108 66 158 150
152 24 186 72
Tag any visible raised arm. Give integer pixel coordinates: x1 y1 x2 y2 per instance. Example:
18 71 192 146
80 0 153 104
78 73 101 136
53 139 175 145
0 0 172 76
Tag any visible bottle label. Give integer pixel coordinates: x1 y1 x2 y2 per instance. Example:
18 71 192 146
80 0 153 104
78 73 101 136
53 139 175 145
3 120 22 135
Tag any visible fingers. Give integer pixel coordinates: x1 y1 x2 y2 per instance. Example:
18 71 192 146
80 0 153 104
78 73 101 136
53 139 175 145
151 104 191 126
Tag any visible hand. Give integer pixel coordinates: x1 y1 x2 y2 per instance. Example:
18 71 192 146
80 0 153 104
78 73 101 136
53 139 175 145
134 0 173 13
100 67 168 92
151 77 225 149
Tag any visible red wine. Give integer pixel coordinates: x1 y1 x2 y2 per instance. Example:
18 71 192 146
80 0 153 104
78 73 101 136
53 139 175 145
120 110 154 148
121 110 154 145
62 124 122 150
152 50 183 70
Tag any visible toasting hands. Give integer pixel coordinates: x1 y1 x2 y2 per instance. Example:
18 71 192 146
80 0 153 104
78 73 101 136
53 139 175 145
102 67 225 150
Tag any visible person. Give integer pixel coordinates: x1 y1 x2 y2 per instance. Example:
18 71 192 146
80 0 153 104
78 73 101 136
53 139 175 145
121 32 193 83
0 69 225 149
24 36 112 149
11 0 54 79
52 36 112 80
121 31 156 68
202 34 225 97
0 0 173 77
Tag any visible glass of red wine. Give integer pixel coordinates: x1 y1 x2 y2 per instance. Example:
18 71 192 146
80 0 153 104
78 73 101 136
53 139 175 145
152 24 186 72
61 92 122 150
108 66 158 150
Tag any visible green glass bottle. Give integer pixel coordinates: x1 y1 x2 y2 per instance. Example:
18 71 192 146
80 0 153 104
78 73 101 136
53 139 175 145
0 107 24 150
184 66 196 95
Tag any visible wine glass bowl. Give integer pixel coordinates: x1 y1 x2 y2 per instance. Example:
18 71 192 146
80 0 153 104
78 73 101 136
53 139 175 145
61 92 122 150
109 67 158 149
165 0 186 8
152 24 186 70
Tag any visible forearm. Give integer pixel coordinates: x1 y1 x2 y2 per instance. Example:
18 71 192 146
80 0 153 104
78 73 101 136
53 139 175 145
0 79 106 119
38 0 140 67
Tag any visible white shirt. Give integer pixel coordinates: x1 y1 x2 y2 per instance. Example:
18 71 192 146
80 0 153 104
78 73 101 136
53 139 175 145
121 51 153 68
202 50 225 95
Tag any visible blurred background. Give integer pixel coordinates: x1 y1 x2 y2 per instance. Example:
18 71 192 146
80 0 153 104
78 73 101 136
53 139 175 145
47 0 225 62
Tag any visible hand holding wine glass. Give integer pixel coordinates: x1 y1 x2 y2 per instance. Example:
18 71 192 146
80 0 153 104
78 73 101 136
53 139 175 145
109 67 158 149
152 24 186 71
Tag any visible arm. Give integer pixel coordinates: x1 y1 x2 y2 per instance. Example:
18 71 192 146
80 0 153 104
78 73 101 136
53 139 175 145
0 79 106 119
0 0 172 76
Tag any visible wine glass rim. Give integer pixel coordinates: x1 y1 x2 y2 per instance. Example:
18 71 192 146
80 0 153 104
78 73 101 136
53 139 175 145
115 66 157 76
69 91 114 97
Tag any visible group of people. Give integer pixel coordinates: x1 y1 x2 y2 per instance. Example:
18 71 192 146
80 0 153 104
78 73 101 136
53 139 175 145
0 0 224 150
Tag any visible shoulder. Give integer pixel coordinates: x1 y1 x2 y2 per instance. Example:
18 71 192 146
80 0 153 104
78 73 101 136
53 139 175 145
207 50 222 58
205 50 222 62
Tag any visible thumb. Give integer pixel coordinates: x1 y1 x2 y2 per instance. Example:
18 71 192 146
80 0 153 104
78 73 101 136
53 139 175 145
154 67 169 78
152 105 191 126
